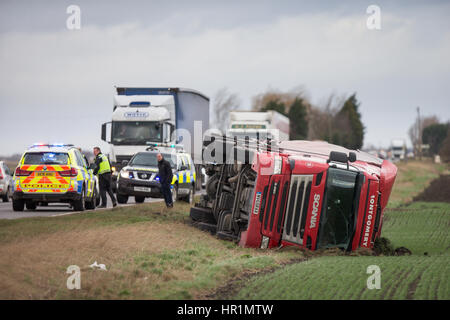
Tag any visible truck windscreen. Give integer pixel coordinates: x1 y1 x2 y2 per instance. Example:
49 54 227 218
317 167 358 250
112 121 163 145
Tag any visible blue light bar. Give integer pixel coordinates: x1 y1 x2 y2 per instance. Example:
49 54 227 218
130 101 150 107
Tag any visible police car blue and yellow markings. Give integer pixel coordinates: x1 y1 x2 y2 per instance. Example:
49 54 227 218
15 149 95 197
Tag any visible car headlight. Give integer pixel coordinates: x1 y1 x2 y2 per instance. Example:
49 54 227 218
120 170 130 178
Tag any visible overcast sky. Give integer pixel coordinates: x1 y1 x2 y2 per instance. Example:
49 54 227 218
0 0 449 155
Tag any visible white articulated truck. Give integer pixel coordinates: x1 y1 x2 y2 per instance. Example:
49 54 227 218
390 139 406 162
228 110 290 142
101 87 210 188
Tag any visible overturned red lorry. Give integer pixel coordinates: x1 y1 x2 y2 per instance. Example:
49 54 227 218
190 135 397 251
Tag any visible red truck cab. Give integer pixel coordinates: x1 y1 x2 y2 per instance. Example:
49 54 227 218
239 140 397 251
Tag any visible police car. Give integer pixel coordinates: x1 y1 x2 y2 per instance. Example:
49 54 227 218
116 145 196 204
12 144 100 211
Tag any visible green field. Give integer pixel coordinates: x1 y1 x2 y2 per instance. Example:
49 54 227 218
234 161 450 300
234 201 449 299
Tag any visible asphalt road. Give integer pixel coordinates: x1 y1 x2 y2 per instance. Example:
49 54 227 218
0 196 164 220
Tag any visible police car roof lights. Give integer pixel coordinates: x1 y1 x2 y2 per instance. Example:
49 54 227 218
29 143 74 149
129 101 151 107
145 142 184 152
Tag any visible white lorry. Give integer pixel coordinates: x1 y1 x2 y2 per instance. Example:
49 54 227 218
390 139 406 161
101 87 210 187
227 110 290 142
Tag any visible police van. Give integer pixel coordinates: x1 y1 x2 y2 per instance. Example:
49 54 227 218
116 144 196 204
12 144 100 211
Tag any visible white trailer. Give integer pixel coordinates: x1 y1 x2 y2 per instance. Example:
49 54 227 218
228 110 290 142
390 139 406 161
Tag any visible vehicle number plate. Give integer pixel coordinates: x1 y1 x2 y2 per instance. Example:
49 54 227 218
134 186 151 192
36 172 55 176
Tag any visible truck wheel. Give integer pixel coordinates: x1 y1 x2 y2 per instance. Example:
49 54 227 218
192 221 217 234
205 174 219 200
73 187 86 211
12 199 25 211
190 206 216 224
117 194 128 204
135 196 145 203
26 202 37 211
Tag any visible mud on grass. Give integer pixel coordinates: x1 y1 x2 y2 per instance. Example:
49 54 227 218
413 174 450 203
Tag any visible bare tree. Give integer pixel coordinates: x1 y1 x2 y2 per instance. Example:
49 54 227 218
251 85 310 113
307 93 344 141
408 115 439 154
211 87 241 133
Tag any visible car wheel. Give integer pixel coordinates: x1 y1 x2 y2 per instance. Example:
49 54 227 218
184 187 194 203
135 196 145 203
117 194 129 204
73 187 86 211
85 189 96 210
171 184 178 203
12 199 25 212
2 186 10 202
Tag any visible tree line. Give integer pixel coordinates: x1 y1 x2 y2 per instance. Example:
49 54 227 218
212 86 365 150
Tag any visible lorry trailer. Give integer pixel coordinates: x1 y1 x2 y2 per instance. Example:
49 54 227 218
228 110 290 141
101 87 210 188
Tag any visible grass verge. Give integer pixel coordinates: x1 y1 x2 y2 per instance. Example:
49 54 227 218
0 198 299 299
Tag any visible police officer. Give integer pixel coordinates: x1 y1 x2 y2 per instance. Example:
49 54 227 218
93 147 117 208
157 153 174 208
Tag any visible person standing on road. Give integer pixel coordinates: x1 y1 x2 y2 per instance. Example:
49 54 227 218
157 153 174 208
93 147 117 208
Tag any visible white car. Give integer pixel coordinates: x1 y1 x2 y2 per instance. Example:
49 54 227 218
0 161 13 202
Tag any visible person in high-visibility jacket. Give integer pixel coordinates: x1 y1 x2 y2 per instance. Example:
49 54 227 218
93 147 117 208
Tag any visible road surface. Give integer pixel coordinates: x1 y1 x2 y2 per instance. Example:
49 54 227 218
0 197 164 220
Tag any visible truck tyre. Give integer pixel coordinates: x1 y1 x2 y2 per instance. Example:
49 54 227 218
135 196 145 203
190 206 216 224
26 202 37 211
205 174 219 200
192 221 217 234
73 187 86 211
117 194 128 204
13 199 25 211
